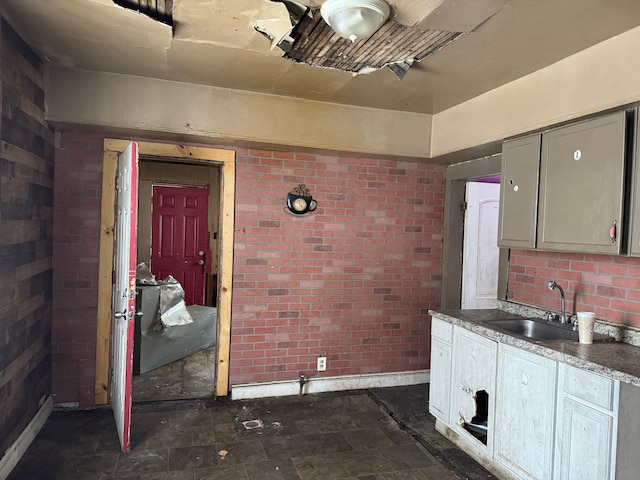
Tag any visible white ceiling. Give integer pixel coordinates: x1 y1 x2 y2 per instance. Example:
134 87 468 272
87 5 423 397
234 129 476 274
3 0 640 114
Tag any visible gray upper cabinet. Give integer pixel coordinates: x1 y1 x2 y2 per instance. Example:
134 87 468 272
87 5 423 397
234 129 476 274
630 109 640 256
498 135 541 249
537 111 627 254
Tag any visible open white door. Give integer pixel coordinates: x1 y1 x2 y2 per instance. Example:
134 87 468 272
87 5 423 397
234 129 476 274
112 142 138 453
462 181 500 309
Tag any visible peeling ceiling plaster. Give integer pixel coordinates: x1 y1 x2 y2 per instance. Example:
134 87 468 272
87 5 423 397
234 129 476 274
3 0 640 114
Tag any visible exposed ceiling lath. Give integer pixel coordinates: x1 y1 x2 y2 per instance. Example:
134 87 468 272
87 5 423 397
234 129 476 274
285 9 463 79
113 0 173 26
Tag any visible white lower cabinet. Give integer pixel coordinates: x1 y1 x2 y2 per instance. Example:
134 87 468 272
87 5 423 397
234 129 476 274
555 397 613 479
554 364 640 480
429 318 640 480
451 327 497 456
429 318 453 422
495 344 557 480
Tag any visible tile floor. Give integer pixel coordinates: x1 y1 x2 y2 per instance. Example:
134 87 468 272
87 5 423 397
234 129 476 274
132 346 217 403
8 385 495 480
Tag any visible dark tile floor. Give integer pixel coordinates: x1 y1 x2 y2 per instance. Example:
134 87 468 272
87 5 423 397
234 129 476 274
8 385 495 480
132 346 217 402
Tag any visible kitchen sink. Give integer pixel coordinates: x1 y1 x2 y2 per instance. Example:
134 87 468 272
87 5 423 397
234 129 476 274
484 318 613 342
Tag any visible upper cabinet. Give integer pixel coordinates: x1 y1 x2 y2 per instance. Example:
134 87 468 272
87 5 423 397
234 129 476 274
499 110 632 254
629 109 640 256
498 135 541 249
538 111 628 254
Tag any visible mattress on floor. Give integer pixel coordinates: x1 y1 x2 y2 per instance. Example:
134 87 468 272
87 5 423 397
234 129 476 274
134 285 217 375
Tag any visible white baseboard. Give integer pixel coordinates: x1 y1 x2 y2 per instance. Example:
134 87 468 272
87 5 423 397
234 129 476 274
0 395 53 479
232 370 430 400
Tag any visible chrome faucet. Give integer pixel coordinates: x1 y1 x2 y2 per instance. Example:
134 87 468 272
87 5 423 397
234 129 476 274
547 280 569 324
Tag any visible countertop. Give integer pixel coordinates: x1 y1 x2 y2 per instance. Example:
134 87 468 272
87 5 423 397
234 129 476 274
429 308 640 388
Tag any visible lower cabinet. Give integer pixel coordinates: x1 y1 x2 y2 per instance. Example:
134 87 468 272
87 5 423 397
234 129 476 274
429 318 640 480
495 344 557 480
451 327 497 456
555 397 613 479
428 318 453 422
554 364 640 480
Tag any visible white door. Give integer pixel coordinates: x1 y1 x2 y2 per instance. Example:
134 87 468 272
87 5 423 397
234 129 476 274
112 142 139 453
462 182 500 309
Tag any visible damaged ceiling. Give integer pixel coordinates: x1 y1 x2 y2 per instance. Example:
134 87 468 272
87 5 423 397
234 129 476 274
276 4 463 80
2 0 640 114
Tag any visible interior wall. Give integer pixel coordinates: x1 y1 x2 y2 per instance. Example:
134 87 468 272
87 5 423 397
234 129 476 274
0 17 53 454
507 249 640 328
231 149 445 384
52 132 445 403
52 131 105 406
431 25 640 158
44 67 433 160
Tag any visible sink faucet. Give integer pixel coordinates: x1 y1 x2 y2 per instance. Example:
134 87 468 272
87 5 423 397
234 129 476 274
547 280 569 324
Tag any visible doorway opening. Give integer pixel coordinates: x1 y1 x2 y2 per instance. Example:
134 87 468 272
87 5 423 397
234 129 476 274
95 140 235 410
461 180 501 309
440 155 507 309
132 160 221 402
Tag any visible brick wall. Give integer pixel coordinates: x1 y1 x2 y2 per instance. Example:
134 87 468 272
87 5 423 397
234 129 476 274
51 135 446 402
508 249 640 327
0 17 54 455
52 132 105 405
231 150 445 384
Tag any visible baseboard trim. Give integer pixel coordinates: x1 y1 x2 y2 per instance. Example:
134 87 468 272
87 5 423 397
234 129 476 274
0 395 53 479
231 370 430 400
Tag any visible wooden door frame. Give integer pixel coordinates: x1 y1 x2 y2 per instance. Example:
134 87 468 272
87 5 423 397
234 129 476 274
95 139 235 404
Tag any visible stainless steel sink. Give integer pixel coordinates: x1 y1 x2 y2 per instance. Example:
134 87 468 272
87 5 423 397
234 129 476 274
484 318 612 342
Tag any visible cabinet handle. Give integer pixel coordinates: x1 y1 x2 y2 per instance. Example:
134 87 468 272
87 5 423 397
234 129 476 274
610 220 617 244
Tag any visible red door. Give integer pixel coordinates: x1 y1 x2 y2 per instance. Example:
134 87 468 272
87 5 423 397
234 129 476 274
150 185 209 305
112 142 138 453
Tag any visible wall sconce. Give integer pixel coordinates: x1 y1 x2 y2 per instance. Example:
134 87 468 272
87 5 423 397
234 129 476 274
286 184 317 215
320 0 391 43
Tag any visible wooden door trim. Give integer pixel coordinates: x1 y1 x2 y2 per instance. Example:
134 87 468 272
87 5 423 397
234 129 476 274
95 140 235 404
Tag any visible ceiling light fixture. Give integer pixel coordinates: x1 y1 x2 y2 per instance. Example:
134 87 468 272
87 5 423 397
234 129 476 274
320 0 391 43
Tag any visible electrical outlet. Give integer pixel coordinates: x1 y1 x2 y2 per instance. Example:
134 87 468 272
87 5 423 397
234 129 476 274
317 356 327 371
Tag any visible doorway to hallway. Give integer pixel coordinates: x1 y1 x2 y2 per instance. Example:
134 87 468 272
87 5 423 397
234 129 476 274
96 140 236 451
132 161 220 403
440 154 507 310
461 181 501 309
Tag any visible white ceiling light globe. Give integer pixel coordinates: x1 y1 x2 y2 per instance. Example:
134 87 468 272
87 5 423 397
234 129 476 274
320 0 391 42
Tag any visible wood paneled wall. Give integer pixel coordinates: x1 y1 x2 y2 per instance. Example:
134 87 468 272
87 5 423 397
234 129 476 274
0 17 54 455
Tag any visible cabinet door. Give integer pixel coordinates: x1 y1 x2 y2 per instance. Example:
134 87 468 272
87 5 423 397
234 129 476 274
538 111 627 253
429 336 452 422
629 107 640 256
498 134 541 248
451 328 497 455
555 397 613 480
495 344 556 480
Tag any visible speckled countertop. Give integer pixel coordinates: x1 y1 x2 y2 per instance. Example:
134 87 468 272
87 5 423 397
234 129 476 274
429 308 640 388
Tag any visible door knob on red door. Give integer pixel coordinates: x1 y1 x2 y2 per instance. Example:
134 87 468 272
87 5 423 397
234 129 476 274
197 259 205 266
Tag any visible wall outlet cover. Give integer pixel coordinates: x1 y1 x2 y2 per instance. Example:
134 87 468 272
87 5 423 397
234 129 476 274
317 356 327 371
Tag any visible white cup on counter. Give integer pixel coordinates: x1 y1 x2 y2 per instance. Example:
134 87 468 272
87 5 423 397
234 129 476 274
577 312 596 344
